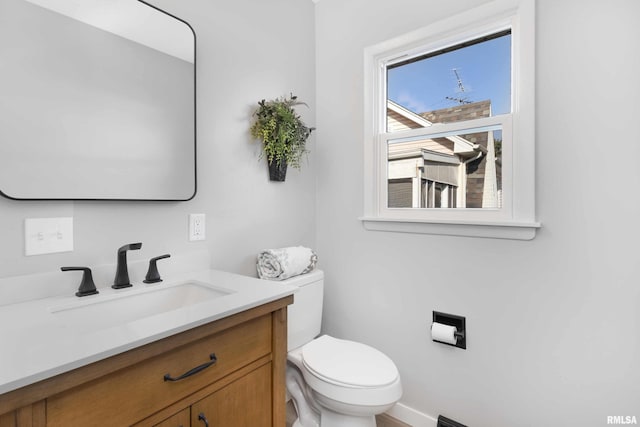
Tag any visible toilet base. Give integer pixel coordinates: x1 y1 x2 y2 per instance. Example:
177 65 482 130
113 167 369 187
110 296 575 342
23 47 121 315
290 407 377 427
318 407 376 427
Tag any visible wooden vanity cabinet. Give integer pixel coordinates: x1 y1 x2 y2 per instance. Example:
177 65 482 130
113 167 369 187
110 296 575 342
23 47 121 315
190 362 272 427
153 408 190 427
0 296 292 427
153 362 272 427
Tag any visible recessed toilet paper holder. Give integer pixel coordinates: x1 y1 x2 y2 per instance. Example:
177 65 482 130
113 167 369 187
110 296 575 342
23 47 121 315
432 311 466 349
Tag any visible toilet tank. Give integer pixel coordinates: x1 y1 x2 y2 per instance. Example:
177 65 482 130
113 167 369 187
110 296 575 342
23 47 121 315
282 269 324 351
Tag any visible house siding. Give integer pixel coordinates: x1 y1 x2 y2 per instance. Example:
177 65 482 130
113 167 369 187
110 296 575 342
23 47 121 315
421 100 492 208
388 110 421 132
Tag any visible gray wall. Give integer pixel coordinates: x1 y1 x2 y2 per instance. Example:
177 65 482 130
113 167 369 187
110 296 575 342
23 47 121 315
0 0 316 277
315 0 640 426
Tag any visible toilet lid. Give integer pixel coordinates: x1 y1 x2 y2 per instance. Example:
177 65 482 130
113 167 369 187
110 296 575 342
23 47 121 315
301 335 398 388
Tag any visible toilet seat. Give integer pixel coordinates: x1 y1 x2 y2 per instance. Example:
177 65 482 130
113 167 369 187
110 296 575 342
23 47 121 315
301 335 399 388
288 334 403 419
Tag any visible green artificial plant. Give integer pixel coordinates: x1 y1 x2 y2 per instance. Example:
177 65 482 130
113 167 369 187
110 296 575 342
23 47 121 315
250 94 314 169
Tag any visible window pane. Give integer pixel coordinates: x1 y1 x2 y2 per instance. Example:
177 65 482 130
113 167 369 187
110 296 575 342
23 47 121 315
386 32 511 131
387 128 502 209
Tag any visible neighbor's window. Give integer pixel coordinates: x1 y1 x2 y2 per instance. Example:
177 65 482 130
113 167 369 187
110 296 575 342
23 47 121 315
362 0 538 239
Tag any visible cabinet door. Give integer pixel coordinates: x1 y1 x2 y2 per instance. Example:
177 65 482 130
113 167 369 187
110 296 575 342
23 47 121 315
153 408 190 427
0 401 45 427
192 363 272 427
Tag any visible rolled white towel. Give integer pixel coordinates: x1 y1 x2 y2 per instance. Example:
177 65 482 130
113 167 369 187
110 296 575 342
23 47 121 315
257 246 318 280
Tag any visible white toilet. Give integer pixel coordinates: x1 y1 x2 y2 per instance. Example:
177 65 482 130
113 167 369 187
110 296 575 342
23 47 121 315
283 270 402 427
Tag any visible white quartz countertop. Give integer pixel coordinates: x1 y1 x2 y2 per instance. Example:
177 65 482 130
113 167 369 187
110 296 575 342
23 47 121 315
0 268 295 395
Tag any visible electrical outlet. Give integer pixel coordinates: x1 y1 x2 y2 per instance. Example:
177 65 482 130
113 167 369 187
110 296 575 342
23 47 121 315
25 217 74 256
189 213 206 241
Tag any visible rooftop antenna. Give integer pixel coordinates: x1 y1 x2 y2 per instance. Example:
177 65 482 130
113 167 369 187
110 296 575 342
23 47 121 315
445 68 472 105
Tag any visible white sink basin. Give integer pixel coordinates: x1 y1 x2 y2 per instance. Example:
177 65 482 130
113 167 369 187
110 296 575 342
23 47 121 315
49 281 234 332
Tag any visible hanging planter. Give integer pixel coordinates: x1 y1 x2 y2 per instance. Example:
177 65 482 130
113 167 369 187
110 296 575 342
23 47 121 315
250 94 315 182
268 159 288 182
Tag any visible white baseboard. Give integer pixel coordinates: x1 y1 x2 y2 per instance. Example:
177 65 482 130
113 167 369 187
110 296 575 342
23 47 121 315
386 402 438 427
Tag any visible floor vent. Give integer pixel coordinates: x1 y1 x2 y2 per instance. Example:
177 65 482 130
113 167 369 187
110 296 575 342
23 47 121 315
437 415 468 427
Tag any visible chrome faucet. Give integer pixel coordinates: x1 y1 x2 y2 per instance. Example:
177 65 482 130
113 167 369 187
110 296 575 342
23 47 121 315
112 242 142 289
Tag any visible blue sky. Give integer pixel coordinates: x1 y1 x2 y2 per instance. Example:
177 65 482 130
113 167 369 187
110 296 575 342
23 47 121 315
387 34 511 116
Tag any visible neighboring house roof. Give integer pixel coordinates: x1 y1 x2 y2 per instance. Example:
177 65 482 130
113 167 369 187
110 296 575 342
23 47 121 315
420 99 491 124
387 101 434 129
387 100 480 159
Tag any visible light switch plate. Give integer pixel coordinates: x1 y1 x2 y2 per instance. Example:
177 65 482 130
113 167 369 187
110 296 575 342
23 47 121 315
25 217 74 256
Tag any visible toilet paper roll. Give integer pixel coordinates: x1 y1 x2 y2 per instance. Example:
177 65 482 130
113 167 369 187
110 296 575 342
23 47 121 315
431 322 458 345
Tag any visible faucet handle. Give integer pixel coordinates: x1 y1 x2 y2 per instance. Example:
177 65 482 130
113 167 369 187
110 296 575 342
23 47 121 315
143 254 171 284
61 267 99 297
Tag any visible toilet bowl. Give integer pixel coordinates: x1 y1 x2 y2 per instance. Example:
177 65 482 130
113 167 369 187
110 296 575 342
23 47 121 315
289 335 402 426
279 270 402 427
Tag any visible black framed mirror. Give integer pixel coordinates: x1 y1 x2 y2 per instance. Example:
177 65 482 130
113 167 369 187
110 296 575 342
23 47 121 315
0 0 196 201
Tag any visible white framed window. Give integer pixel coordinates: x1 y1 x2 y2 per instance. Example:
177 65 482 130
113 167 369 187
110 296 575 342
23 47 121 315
362 0 539 240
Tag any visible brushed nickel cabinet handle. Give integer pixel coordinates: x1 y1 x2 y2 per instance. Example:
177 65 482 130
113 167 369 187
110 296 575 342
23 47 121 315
163 353 217 382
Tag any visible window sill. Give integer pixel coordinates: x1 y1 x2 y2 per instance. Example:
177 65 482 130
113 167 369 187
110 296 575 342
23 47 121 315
360 217 540 240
